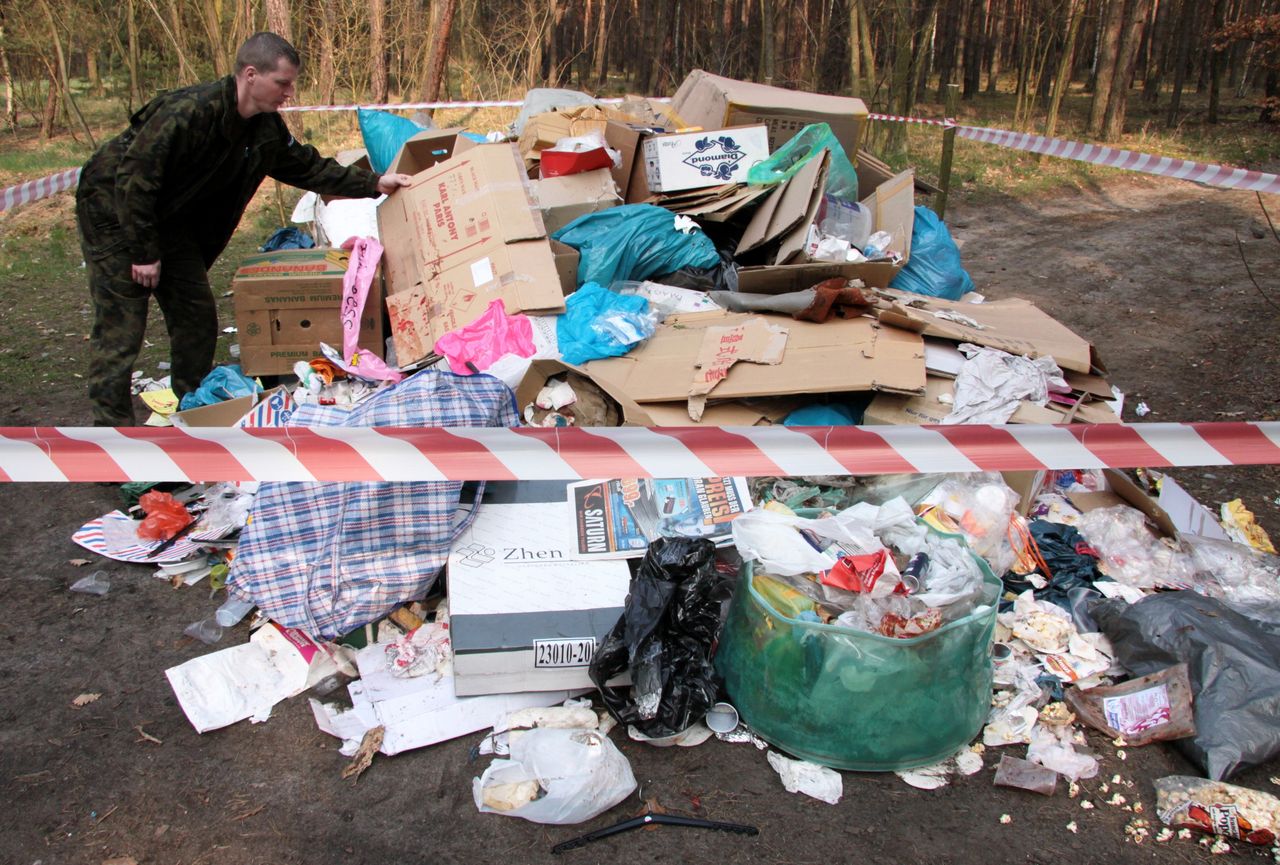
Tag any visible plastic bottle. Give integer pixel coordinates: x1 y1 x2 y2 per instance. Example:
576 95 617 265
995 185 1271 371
214 597 256 627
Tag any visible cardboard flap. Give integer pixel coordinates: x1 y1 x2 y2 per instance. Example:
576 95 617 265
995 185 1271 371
388 128 463 177
861 168 916 260
876 292 1095 373
584 311 924 403
774 153 830 265
738 150 829 256
687 317 788 420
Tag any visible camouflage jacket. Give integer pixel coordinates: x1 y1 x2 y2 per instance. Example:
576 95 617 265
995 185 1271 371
77 75 380 267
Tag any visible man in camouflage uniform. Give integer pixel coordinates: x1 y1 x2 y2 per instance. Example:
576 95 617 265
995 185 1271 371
76 32 411 426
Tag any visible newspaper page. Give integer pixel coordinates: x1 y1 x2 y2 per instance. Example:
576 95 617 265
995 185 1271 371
569 477 753 559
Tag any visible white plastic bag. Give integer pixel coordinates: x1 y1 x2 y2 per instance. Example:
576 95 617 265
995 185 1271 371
766 751 843 804
473 728 637 824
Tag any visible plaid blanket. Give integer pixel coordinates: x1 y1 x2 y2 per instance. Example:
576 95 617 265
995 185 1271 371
228 371 518 638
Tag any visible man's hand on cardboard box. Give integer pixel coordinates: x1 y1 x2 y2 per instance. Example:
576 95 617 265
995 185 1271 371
132 260 161 289
376 173 413 195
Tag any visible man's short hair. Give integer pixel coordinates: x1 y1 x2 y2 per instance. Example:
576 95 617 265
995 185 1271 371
235 32 300 75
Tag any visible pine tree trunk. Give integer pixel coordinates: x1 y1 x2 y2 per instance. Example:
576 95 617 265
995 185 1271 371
126 0 141 109
1046 0 1084 135
963 0 986 97
1101 0 1150 138
369 0 387 103
1206 0 1226 122
760 0 775 83
1088 0 1126 133
424 0 458 100
1165 0 1193 125
1 22 15 131
592 0 608 88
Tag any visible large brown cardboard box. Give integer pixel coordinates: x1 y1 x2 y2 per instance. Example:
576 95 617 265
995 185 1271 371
527 169 621 235
380 144 567 366
376 130 462 299
232 249 384 376
672 70 869 164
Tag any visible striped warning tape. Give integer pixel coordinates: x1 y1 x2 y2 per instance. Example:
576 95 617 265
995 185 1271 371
1 422 1276 483
0 167 81 214
955 124 1280 195
278 96 643 113
869 112 957 128
7 107 1280 214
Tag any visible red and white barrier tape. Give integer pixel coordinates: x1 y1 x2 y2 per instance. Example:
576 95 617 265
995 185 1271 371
0 167 81 214
954 124 1280 195
278 96 642 113
1 422 1276 483
7 107 1279 214
868 112 957 128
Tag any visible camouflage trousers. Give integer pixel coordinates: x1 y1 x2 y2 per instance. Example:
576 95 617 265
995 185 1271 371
78 221 217 427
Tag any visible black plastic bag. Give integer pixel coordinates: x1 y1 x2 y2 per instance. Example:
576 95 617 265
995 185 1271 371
1093 592 1280 781
588 537 730 738
1004 520 1110 622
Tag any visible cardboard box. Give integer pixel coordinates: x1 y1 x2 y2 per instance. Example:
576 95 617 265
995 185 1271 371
736 151 916 291
380 144 568 366
527 168 622 235
387 128 462 176
672 70 869 164
169 385 294 429
641 125 770 192
232 249 384 376
876 292 1101 374
584 310 925 414
513 359 654 426
376 130 462 299
448 481 631 696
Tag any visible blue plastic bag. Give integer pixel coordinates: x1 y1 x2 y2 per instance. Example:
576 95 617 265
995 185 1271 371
556 282 655 365
358 109 428 174
259 227 315 252
552 205 719 289
178 365 262 410
889 206 976 301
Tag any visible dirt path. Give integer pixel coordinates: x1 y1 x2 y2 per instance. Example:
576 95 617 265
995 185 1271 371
1 177 1277 865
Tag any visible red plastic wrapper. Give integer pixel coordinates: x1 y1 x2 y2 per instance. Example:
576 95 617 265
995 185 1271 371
821 550 889 593
137 490 194 541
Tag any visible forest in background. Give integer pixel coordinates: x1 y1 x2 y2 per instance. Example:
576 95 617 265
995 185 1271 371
2 0 1279 152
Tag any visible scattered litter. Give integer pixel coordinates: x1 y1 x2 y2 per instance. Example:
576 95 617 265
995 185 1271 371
1155 776 1279 846
71 692 101 708
70 570 111 596
994 755 1058 796
473 728 637 824
766 751 843 805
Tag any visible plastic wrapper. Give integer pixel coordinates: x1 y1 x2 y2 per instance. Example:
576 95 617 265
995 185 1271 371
136 490 193 541
1094 592 1280 780
1184 534 1280 622
915 473 1020 576
1064 664 1195 745
556 281 657 365
1155 776 1279 845
1075 505 1197 590
473 728 636 825
1026 722 1098 781
588 537 729 738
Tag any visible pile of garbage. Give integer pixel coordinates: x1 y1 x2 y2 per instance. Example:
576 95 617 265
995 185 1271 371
67 69 1280 855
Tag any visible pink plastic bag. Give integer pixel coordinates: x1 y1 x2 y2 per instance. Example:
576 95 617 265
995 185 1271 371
434 299 536 374
326 237 403 383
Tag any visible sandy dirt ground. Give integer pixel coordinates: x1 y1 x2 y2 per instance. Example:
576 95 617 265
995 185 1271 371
0 175 1277 865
